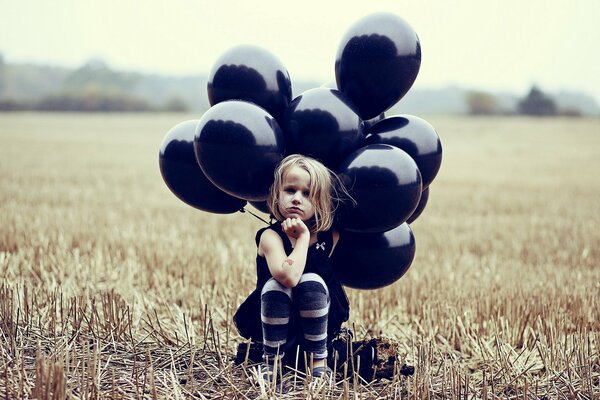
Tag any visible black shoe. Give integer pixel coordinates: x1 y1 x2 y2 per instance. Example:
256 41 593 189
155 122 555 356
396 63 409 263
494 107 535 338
259 362 275 382
312 365 333 380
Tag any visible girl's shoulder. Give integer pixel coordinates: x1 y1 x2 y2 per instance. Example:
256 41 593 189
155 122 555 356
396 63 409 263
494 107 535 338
254 222 282 246
256 223 291 256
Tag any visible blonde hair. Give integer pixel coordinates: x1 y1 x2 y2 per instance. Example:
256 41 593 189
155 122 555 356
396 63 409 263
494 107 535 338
268 154 344 232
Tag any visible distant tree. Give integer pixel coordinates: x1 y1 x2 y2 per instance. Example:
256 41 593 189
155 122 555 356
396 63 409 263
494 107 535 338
518 86 557 116
466 91 500 115
31 59 156 112
63 59 139 93
162 96 189 112
35 90 153 112
558 108 582 117
0 99 28 111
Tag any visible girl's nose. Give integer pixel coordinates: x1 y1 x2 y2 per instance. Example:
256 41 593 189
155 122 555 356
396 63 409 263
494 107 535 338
292 192 302 203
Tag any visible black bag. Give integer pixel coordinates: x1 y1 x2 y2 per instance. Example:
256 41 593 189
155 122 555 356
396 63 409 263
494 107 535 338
233 290 262 340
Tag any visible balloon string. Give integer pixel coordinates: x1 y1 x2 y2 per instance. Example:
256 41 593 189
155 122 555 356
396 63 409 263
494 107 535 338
239 207 271 225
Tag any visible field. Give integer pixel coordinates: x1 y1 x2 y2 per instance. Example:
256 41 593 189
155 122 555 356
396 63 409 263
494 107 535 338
1 113 599 399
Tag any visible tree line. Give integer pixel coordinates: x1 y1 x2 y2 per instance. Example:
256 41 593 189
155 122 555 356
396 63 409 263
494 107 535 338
0 56 190 112
1 55 595 115
0 91 189 112
466 86 583 117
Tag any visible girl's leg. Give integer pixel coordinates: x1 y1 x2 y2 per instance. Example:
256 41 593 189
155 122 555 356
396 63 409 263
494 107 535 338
261 277 293 361
295 273 330 363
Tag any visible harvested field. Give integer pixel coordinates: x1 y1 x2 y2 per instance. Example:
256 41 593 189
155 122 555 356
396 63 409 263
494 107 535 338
1 113 599 398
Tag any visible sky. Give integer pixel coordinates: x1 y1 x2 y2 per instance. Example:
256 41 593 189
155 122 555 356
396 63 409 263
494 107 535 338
2 0 600 101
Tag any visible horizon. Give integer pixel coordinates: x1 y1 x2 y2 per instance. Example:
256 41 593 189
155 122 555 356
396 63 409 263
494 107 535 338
3 57 599 107
2 1 600 101
4 56 600 102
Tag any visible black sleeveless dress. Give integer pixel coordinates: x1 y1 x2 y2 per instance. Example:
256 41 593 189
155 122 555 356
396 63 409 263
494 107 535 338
233 222 350 348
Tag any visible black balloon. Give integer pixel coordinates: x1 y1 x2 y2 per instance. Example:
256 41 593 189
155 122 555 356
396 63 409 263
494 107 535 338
208 45 292 122
407 186 429 224
335 13 421 120
331 223 416 289
365 115 442 188
159 120 246 213
282 88 364 169
337 144 422 233
194 101 285 201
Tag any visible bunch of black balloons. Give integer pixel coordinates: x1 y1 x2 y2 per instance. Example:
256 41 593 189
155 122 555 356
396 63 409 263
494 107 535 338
159 13 442 290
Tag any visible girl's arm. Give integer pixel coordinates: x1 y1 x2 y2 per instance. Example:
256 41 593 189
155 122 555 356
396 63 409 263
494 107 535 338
259 219 310 288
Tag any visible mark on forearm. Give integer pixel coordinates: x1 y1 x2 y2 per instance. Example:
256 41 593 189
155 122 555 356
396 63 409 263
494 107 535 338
283 258 294 267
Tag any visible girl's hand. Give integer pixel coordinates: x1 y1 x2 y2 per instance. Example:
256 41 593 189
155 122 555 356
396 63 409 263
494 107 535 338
281 218 309 240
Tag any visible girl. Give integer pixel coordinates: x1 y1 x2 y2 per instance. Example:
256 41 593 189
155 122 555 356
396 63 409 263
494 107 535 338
234 154 350 382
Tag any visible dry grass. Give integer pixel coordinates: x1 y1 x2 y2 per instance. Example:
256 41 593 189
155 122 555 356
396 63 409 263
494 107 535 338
1 112 599 399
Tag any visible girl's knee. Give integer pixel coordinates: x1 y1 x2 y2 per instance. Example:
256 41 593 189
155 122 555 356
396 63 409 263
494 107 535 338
298 273 326 286
261 277 293 298
296 273 329 297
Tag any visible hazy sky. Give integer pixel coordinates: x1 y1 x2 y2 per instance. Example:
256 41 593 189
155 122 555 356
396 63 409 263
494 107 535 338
2 0 600 100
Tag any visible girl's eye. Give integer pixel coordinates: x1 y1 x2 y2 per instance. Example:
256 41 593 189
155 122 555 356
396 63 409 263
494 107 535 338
303 191 310 197
285 188 295 194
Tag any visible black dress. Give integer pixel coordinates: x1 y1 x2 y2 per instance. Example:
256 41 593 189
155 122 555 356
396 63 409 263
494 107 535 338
233 222 350 353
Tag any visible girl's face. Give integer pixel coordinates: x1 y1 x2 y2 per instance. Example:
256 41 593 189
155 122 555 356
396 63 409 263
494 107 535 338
278 166 315 222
